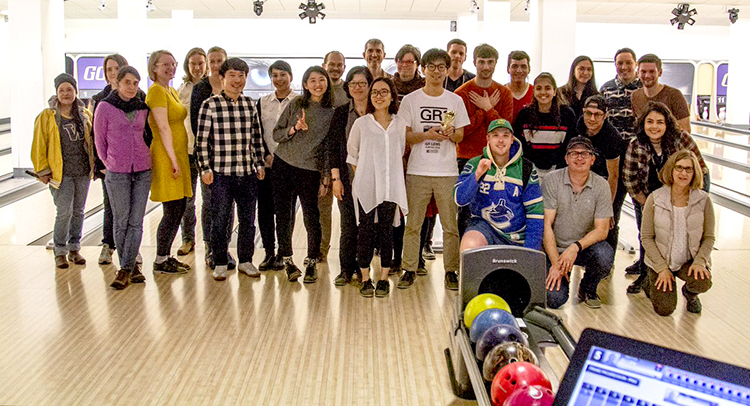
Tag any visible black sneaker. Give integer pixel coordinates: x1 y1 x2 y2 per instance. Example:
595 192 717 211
303 260 318 284
578 291 601 309
360 280 375 297
624 261 642 275
333 271 351 286
354 269 363 282
375 280 390 298
416 266 428 276
153 259 188 274
422 244 436 260
627 272 648 294
389 264 401 276
285 258 302 282
130 265 146 283
259 253 275 271
683 285 702 313
110 269 130 290
398 271 416 289
227 252 237 270
167 257 191 271
444 271 459 290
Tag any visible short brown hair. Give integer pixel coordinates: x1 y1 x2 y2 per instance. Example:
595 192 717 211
148 50 175 81
507 50 530 69
659 149 703 190
638 53 662 70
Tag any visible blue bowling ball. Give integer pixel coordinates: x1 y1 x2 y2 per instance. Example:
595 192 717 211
469 308 519 343
475 324 528 361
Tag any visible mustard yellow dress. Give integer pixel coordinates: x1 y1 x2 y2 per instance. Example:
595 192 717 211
146 83 193 202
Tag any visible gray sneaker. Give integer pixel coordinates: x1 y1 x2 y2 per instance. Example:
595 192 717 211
213 265 228 281
238 262 260 278
98 243 114 264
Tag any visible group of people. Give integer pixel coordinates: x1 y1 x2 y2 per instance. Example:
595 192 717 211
31 38 714 316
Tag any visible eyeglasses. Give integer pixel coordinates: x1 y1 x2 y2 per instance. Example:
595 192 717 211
583 111 605 119
349 81 368 88
157 63 178 68
674 165 694 174
371 89 391 98
397 60 417 66
426 64 447 72
567 151 593 159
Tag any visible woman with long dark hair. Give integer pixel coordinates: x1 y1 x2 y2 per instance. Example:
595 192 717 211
328 66 373 286
94 66 152 289
513 72 577 178
623 101 708 294
558 56 599 119
347 77 408 298
273 66 336 284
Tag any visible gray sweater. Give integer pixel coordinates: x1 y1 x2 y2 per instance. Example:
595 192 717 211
273 99 334 173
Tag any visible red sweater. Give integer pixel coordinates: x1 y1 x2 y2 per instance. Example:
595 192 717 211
455 79 514 159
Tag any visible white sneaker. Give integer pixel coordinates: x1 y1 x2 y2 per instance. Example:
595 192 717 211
98 244 114 264
238 262 260 278
212 265 228 281
136 253 143 264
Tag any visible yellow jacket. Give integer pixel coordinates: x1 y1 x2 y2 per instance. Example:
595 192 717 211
31 98 95 188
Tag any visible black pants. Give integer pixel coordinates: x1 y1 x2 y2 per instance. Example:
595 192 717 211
457 158 470 237
211 175 257 266
357 202 397 269
101 180 116 249
257 166 279 257
338 182 359 275
272 156 321 259
157 198 187 256
392 221 405 267
606 157 628 251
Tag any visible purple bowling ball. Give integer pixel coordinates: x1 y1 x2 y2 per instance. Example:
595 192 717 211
469 308 519 343
475 324 528 361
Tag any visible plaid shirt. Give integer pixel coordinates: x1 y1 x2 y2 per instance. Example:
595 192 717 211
600 77 642 142
622 131 706 198
196 92 265 177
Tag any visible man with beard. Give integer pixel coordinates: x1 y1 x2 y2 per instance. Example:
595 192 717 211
363 39 391 79
322 51 348 107
631 53 691 134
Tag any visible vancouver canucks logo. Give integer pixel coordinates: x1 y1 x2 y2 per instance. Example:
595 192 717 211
481 198 513 231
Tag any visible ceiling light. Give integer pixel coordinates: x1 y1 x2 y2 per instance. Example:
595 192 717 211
670 3 697 30
98 0 106 11
146 0 156 12
299 0 325 24
254 0 264 16
470 0 479 14
728 8 739 24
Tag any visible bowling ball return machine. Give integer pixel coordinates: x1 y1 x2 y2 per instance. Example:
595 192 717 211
445 246 577 404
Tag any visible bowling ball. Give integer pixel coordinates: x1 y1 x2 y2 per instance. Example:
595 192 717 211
491 362 551 406
469 308 519 343
475 324 528 361
482 342 538 382
464 294 512 329
503 385 555 406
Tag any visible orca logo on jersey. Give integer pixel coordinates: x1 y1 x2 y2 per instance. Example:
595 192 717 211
420 107 447 123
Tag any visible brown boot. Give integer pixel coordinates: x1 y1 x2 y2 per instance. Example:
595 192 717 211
55 255 69 269
68 251 86 265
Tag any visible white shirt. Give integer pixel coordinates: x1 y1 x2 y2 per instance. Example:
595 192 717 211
397 88 470 177
177 81 196 155
259 91 298 156
669 206 691 271
347 114 409 220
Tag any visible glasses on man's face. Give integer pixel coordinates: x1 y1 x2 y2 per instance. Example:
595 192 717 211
583 111 605 119
426 64 447 72
371 89 391 98
567 151 593 159
397 60 416 66
349 81 368 89
674 165 694 174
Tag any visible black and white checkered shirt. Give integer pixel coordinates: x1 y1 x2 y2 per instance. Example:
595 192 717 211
196 92 265 177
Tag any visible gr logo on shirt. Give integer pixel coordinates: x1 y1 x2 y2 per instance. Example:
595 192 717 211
419 106 448 129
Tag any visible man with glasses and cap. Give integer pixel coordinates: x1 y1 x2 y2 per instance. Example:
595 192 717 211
543 137 614 309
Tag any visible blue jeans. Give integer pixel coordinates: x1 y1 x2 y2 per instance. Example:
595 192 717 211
50 176 90 256
211 174 258 266
105 170 151 270
547 241 614 308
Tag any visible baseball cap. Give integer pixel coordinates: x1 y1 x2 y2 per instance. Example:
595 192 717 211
487 118 513 134
566 136 595 152
583 95 607 112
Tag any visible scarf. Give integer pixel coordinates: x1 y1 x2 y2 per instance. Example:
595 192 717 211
102 89 153 147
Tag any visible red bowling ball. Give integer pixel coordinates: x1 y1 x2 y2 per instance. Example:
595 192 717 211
503 385 555 406
491 362 552 406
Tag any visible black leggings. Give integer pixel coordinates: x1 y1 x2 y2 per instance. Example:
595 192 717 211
357 201 397 269
157 198 187 256
272 156 321 259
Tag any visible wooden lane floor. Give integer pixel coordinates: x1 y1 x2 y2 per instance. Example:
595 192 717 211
0 192 749 404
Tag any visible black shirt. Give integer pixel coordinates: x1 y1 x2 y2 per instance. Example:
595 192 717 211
575 116 626 179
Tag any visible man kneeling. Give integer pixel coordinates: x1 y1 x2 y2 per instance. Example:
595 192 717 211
543 137 613 309
454 119 543 252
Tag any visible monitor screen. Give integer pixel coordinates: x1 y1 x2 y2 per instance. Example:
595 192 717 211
566 346 750 406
